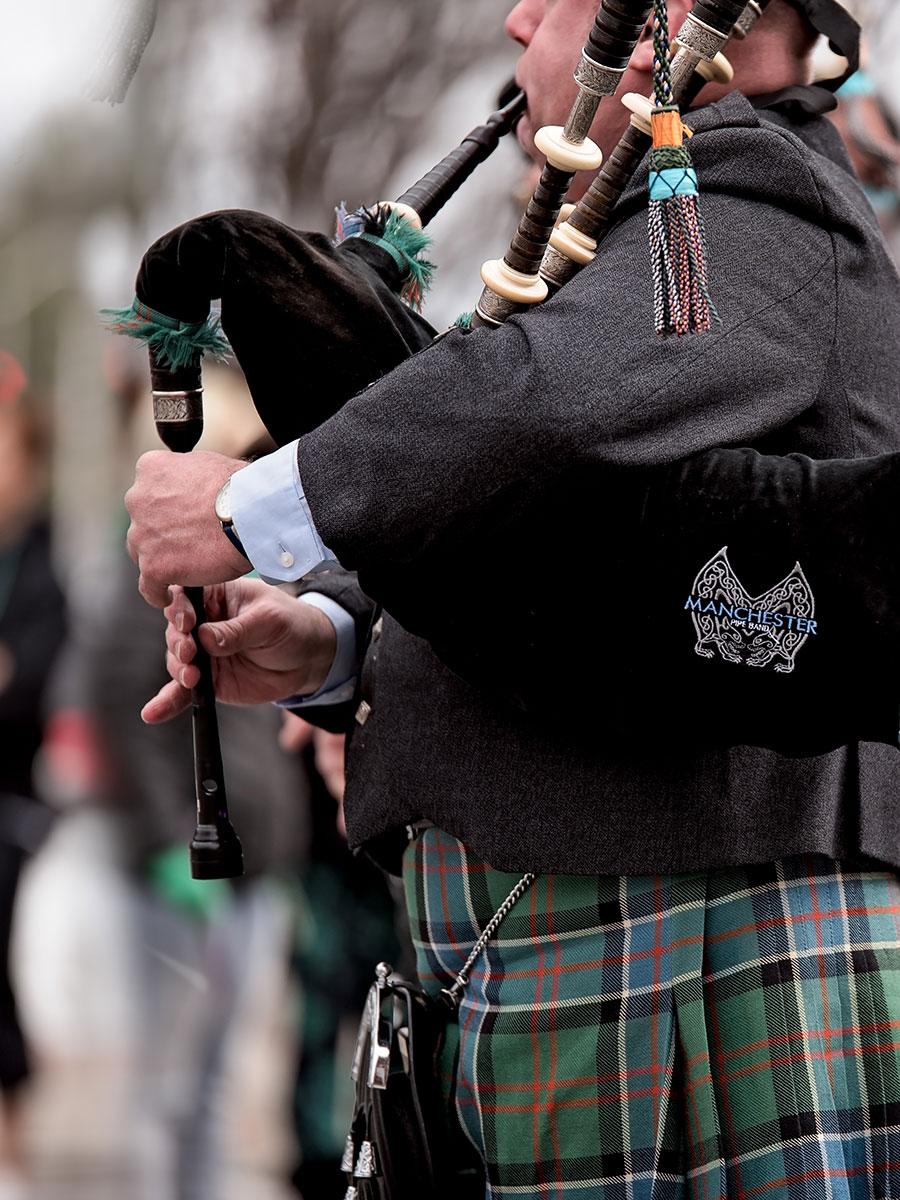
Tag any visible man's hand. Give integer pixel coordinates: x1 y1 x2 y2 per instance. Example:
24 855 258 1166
142 579 337 724
125 450 250 607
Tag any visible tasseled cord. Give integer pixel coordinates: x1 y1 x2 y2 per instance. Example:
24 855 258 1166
334 203 435 311
648 0 718 336
100 299 231 370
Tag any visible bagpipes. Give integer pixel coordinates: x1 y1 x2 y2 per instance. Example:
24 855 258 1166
108 0 879 881
108 87 526 880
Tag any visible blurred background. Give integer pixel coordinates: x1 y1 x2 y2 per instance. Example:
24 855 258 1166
0 2 519 1198
1 0 900 1197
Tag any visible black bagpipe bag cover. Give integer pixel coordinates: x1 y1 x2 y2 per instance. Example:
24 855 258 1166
134 209 437 446
353 447 900 758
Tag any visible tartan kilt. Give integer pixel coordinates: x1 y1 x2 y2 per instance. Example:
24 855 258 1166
403 828 900 1200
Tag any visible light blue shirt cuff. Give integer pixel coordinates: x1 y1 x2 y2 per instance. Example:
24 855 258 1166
274 593 359 709
229 440 337 584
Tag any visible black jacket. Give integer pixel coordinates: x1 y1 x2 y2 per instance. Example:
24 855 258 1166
295 91 900 875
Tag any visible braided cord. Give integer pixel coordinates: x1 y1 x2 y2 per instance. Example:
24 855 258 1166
652 0 673 108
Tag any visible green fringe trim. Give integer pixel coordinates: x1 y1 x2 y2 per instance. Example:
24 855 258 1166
358 207 436 311
455 312 474 330
100 298 231 370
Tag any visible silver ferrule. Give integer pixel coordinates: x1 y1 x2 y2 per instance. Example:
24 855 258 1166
573 53 626 100
540 244 579 290
353 1141 377 1180
675 12 728 62
152 388 203 423
563 88 603 144
732 0 764 39
475 287 522 327
669 47 703 97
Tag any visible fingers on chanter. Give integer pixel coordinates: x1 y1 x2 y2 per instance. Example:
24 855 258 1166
202 585 225 622
166 645 200 690
164 621 196 669
141 678 193 725
164 586 196 634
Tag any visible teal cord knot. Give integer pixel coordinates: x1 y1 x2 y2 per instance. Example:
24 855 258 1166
649 166 699 201
100 298 231 370
352 207 436 311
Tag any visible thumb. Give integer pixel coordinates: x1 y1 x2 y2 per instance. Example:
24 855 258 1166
198 615 253 656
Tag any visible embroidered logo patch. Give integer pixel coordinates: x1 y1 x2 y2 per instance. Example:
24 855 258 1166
684 547 816 673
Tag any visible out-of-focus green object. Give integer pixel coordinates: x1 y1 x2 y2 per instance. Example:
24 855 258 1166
147 843 230 921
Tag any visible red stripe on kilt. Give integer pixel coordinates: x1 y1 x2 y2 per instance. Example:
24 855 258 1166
713 1020 900 1064
887 874 900 943
413 859 491 874
488 935 705 980
706 905 900 947
469 1063 672 1094
724 1041 900 1083
529 878 551 1190
458 1084 673 1114
740 1163 900 1200
807 869 836 1091
707 964 749 1200
435 832 464 957
545 876 565 1198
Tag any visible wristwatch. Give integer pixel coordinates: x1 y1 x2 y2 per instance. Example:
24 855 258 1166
214 477 249 560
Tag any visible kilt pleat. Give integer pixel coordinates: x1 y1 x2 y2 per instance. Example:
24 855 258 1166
403 829 900 1200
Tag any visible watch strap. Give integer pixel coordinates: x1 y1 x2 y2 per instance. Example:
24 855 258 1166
221 520 248 561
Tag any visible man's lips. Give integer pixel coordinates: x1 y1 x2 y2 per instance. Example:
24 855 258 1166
514 99 535 150
515 114 539 162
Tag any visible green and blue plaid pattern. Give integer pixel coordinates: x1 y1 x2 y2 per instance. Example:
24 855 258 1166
404 828 900 1200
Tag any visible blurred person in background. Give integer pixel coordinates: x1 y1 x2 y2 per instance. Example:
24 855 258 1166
42 357 309 1200
34 343 410 1198
0 352 65 1200
829 43 900 257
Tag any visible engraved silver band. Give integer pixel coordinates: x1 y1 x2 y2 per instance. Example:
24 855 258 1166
675 13 728 61
540 244 578 290
152 389 204 423
733 0 763 39
573 55 626 100
475 287 520 326
564 89 605 144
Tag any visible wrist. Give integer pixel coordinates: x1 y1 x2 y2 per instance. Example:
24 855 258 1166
214 475 250 563
285 601 337 698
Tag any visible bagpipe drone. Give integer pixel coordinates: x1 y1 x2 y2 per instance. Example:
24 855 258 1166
107 0 882 878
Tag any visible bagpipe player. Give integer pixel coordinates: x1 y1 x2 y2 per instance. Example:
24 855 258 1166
124 0 900 1195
